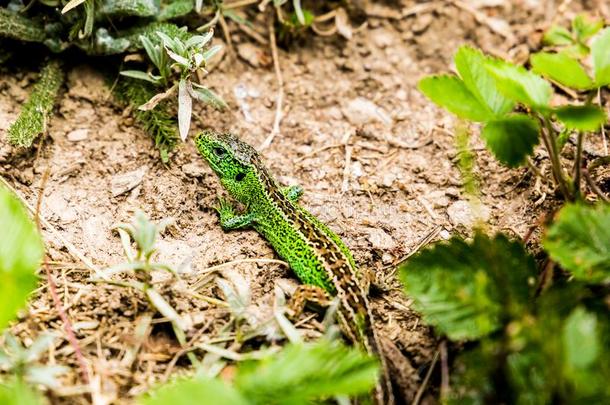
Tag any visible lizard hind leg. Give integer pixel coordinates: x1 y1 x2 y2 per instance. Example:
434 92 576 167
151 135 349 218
287 284 332 319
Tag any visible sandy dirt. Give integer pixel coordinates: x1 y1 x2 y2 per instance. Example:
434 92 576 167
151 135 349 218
0 1 606 403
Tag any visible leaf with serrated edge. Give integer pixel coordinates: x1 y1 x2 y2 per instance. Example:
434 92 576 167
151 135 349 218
485 60 552 109
418 75 493 122
544 203 610 283
139 377 248 405
455 46 514 117
531 52 593 90
543 25 573 46
592 28 610 86
481 115 540 168
555 105 607 131
400 233 535 341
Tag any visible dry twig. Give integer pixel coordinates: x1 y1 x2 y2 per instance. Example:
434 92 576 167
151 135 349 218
259 13 284 150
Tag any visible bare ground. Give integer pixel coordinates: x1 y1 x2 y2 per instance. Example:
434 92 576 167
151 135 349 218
0 1 607 403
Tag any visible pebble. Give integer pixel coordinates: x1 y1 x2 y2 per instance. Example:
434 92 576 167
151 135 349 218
370 28 395 49
67 128 89 142
447 200 491 228
342 97 391 126
411 14 433 34
237 43 271 68
182 162 206 178
367 228 397 250
111 167 147 197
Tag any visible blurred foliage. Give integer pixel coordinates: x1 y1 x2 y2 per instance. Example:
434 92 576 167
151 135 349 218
139 340 378 405
0 187 43 330
400 202 610 403
0 380 43 405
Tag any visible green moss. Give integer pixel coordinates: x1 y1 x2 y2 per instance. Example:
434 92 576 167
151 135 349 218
7 60 64 148
0 8 46 43
114 77 179 162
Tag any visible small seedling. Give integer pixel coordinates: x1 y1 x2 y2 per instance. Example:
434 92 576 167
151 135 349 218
101 211 196 363
120 30 226 141
418 24 609 201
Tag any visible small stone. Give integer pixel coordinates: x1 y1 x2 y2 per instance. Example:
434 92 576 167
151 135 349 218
182 162 206 178
367 228 396 250
237 43 271 68
447 200 491 228
67 128 89 142
381 252 394 265
342 97 391 126
382 172 396 188
411 13 433 34
370 28 395 49
111 167 147 197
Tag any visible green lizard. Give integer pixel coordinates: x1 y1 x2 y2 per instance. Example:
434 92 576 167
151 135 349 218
196 130 394 404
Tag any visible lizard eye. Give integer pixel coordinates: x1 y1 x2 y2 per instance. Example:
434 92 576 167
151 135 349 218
213 147 226 158
235 172 246 182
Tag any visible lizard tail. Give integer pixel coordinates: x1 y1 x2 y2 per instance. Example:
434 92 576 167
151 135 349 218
367 326 395 405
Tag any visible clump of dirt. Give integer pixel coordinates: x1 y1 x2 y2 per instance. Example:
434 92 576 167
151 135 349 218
1 1 606 403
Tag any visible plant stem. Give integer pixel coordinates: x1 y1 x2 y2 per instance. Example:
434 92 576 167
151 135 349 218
573 131 584 199
541 115 572 200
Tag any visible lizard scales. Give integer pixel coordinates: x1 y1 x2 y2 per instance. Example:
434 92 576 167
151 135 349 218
196 130 394 404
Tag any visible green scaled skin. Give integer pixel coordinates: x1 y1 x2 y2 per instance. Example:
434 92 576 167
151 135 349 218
195 130 394 405
7 60 64 148
196 131 357 292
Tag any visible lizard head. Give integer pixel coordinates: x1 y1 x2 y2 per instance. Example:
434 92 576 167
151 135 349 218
195 130 261 204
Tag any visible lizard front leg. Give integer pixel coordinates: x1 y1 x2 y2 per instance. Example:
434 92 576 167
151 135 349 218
282 185 304 203
214 198 257 230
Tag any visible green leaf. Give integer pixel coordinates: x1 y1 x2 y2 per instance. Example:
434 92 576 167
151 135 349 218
119 70 159 84
61 0 86 14
418 75 493 122
139 377 248 405
0 380 43 405
485 59 553 109
572 14 603 42
530 52 593 90
481 115 540 167
0 187 43 330
543 25 573 46
592 28 610 86
555 105 607 131
201 44 223 62
191 84 227 110
563 307 599 370
139 35 161 69
544 203 610 283
455 46 514 117
235 341 378 403
399 233 536 341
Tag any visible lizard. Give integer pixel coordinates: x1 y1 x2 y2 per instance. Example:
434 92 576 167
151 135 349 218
195 130 395 405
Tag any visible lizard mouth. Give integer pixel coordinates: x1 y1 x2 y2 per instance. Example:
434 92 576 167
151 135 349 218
195 131 224 173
